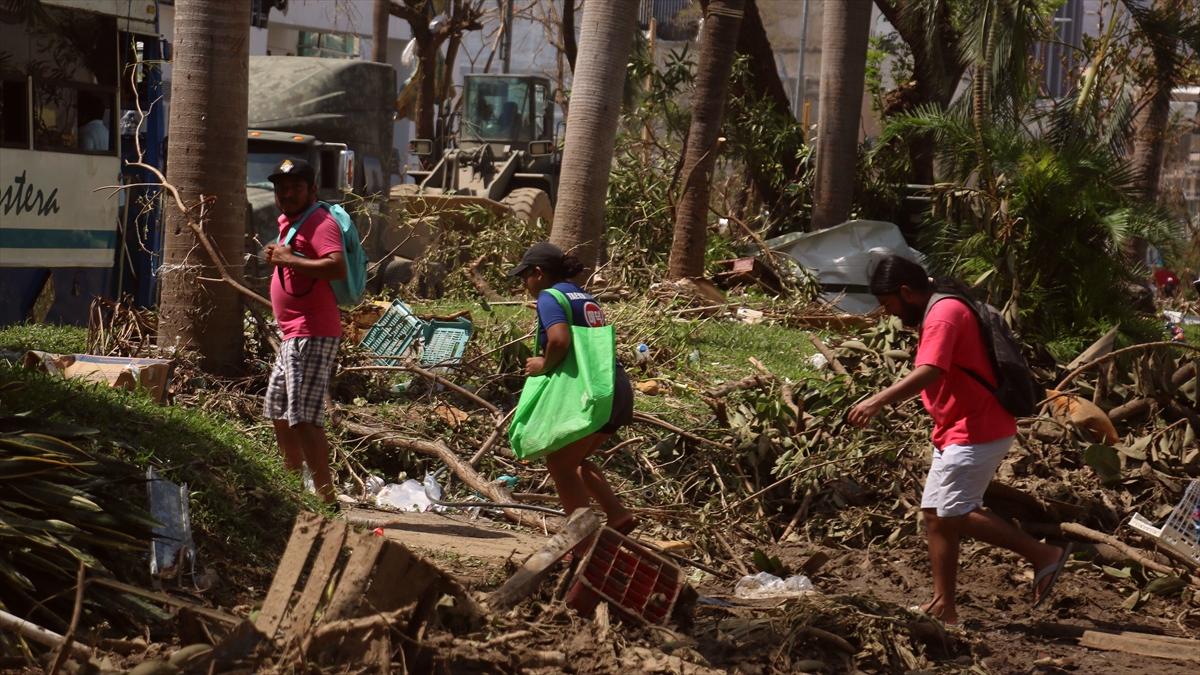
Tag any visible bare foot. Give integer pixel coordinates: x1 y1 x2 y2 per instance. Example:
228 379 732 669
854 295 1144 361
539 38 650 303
918 599 959 625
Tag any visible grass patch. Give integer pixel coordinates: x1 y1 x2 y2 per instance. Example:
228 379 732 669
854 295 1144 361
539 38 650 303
0 363 312 591
685 319 817 383
0 322 87 354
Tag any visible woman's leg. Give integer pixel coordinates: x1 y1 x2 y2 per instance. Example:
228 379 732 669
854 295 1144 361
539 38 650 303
544 435 599 515
577 438 633 525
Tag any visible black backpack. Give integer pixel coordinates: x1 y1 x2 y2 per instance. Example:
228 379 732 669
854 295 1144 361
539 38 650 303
925 293 1043 418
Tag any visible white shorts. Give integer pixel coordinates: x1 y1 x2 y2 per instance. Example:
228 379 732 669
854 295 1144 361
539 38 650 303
920 436 1014 517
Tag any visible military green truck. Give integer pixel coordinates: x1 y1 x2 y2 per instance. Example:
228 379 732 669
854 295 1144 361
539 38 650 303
388 73 559 263
244 56 396 293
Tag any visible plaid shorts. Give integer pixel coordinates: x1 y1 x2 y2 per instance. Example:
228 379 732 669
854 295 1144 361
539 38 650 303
264 336 340 427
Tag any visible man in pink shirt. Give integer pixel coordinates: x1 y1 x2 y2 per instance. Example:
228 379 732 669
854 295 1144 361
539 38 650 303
261 158 346 504
849 256 1069 625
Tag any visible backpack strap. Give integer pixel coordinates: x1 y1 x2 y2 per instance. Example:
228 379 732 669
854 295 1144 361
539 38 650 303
279 201 325 246
276 201 327 297
922 292 999 393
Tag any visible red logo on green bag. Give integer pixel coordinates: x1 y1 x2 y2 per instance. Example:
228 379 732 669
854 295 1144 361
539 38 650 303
583 301 606 327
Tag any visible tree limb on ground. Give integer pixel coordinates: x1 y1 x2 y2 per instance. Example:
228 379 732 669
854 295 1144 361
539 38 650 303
341 420 555 531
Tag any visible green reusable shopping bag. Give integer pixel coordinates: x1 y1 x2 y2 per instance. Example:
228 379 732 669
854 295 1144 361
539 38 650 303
508 288 616 461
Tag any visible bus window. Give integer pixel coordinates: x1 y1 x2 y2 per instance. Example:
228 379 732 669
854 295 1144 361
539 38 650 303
0 78 28 148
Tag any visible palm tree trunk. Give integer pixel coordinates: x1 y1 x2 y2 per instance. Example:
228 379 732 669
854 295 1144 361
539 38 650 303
668 0 744 279
810 3 872 230
157 0 249 374
549 0 640 271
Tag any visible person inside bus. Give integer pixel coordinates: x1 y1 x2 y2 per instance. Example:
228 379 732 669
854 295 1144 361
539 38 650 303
78 93 110 152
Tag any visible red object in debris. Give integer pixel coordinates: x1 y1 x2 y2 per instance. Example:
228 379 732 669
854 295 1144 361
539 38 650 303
565 526 686 625
372 527 384 537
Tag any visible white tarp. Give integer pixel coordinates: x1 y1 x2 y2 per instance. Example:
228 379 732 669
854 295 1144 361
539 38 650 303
766 220 923 314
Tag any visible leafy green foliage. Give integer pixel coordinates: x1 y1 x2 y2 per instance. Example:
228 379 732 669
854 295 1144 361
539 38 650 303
875 3 1183 346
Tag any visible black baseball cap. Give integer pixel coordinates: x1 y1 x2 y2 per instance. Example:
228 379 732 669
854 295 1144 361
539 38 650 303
267 158 316 184
507 241 565 278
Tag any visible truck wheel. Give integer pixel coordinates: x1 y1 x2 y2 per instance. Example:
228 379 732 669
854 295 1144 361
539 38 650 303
501 188 553 228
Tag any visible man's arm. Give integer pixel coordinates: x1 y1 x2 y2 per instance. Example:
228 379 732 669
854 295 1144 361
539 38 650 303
268 246 347 281
848 364 943 426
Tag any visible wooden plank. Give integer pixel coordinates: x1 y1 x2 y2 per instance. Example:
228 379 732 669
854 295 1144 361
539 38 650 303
282 519 347 640
324 531 385 621
486 509 601 611
365 541 436 610
1079 630 1200 663
256 512 323 639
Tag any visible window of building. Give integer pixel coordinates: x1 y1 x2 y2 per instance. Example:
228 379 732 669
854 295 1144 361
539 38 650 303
297 31 361 59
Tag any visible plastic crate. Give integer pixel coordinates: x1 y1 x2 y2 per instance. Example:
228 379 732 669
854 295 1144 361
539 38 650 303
1128 479 1200 565
419 318 472 368
360 301 423 365
564 526 686 625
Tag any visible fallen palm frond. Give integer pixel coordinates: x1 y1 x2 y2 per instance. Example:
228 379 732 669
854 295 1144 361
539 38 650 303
0 415 162 652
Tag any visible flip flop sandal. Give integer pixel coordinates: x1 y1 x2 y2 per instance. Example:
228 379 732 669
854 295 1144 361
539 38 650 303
1032 542 1074 609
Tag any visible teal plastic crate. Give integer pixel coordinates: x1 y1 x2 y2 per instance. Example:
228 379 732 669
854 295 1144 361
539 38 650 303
361 301 423 365
420 318 473 367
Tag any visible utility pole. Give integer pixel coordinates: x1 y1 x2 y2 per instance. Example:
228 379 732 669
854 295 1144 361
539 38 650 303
791 0 810 120
501 0 514 73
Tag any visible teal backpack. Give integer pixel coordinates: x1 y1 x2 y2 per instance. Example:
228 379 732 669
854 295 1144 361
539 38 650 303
280 201 367 307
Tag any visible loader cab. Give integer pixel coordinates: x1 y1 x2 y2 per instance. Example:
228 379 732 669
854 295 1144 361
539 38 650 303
458 74 555 156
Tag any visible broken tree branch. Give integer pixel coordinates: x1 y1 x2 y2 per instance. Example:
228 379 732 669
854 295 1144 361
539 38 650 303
807 334 848 376
1055 342 1200 392
187 220 272 310
632 411 726 449
47 562 86 675
0 609 92 659
1055 522 1180 578
342 420 554 531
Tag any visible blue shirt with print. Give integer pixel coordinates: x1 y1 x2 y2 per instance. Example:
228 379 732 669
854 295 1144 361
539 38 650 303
535 282 607 349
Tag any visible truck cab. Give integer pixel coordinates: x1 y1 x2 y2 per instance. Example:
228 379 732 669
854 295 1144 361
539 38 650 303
243 56 396 293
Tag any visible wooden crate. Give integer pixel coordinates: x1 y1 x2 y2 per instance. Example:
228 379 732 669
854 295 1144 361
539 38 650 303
256 512 479 670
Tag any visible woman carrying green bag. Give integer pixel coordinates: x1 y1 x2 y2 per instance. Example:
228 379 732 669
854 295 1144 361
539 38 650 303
508 242 638 535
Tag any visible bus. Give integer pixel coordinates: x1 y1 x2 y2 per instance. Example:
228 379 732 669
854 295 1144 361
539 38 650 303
0 0 167 326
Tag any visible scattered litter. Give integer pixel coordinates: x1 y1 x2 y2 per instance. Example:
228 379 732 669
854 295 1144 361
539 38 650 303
713 257 783 294
736 307 765 324
1163 310 1200 326
1127 479 1200 565
635 342 651 364
23 351 174 403
147 467 195 579
636 379 662 395
420 317 472 368
374 474 446 512
765 219 922 314
808 352 829 370
733 572 816 599
364 474 385 497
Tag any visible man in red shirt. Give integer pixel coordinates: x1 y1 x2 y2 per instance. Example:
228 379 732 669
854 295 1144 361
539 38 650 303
261 158 346 504
849 256 1069 625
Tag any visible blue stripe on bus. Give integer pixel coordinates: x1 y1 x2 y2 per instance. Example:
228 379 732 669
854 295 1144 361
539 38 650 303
0 229 118 249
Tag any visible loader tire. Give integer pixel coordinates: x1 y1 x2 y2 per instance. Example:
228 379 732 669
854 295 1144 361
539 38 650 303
501 187 553 228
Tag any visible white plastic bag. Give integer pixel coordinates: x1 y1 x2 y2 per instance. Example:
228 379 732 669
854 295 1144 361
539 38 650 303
375 479 431 511
734 572 816 599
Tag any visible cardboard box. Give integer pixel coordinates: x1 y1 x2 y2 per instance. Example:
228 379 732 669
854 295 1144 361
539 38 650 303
23 351 174 403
